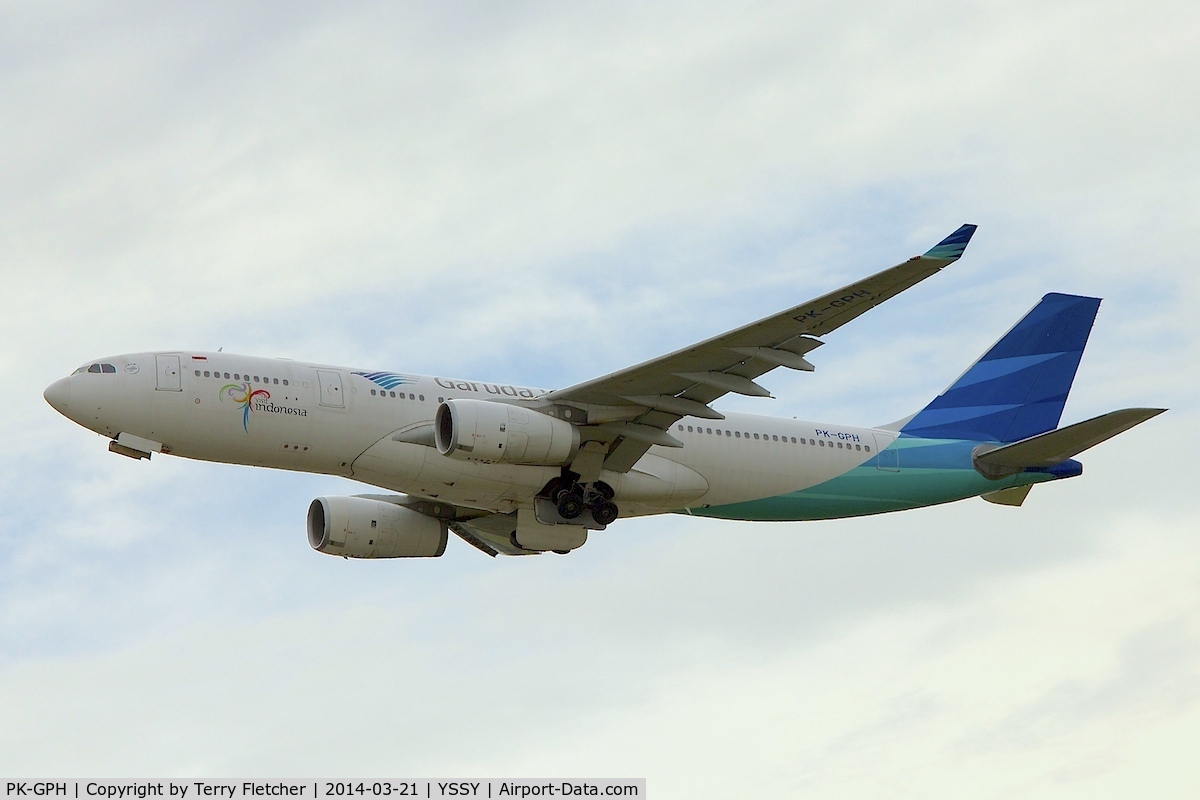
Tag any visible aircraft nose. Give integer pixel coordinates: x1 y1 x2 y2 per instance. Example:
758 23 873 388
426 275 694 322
44 377 71 415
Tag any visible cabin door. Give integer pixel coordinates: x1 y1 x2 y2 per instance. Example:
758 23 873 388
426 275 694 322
872 431 899 471
155 355 181 391
317 370 345 408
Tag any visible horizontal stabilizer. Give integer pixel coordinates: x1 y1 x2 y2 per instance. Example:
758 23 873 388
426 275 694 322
973 407 1166 478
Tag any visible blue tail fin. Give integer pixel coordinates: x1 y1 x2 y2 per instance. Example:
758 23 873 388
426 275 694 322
900 293 1102 443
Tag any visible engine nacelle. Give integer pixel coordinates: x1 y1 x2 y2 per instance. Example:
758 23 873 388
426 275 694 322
307 496 447 558
435 398 579 465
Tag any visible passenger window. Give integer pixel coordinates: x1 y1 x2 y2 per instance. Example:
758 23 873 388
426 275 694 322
856 444 862 451
772 435 778 441
865 446 871 452
752 433 759 439
791 437 797 443
390 391 396 398
819 440 824 446
371 389 377 395
194 370 201 377
282 379 288 386
735 431 741 438
274 378 279 384
678 425 684 431
419 395 425 401
253 376 260 382
688 426 694 432
225 373 230 379
204 371 210 377
706 428 712 434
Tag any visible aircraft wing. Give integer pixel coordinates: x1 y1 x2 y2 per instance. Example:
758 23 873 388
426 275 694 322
546 224 978 473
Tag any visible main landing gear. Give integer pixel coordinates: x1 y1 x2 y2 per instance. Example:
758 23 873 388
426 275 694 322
542 476 619 527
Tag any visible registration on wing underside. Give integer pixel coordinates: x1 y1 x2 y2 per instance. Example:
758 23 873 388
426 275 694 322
794 288 875 321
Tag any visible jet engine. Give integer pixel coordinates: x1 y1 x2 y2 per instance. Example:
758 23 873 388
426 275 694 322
307 496 447 558
435 399 579 465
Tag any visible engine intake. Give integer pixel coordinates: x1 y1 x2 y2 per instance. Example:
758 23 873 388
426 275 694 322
307 496 447 558
435 399 579 465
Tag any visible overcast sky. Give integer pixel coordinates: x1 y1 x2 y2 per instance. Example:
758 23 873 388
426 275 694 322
2 1 1198 796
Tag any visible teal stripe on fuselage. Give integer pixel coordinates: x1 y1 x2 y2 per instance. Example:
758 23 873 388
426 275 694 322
688 436 1057 522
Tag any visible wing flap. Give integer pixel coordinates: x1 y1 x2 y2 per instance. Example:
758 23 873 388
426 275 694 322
450 515 533 557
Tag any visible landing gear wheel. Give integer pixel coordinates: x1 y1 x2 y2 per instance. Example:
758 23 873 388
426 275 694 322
590 499 619 526
593 481 615 501
557 493 584 520
544 477 570 502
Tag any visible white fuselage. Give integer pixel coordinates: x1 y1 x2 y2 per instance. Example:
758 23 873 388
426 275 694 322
48 351 889 517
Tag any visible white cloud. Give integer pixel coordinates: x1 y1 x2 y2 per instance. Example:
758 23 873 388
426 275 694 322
471 513 1200 797
2 0 1197 793
3 498 1197 797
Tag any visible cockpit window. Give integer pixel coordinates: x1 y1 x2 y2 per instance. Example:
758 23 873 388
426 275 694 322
80 363 117 374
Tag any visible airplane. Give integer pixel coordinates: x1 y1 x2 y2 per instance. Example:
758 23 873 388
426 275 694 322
43 224 1165 558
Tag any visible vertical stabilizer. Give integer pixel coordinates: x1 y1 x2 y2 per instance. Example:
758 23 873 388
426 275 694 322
901 293 1101 442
